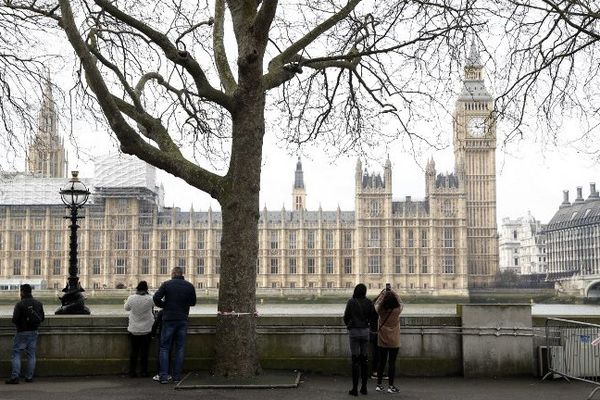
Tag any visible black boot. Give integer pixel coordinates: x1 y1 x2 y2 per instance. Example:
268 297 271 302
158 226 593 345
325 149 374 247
359 355 369 395
349 355 360 396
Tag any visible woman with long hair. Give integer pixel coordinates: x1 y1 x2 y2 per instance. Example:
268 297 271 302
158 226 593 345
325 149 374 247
375 287 403 393
343 283 375 396
124 281 154 377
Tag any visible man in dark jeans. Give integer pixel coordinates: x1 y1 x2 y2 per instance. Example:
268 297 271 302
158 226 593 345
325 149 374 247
153 267 196 384
6 284 45 384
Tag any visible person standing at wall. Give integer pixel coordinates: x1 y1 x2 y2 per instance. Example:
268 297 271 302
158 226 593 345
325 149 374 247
153 267 196 384
343 283 375 396
5 284 45 384
375 285 403 394
124 280 154 378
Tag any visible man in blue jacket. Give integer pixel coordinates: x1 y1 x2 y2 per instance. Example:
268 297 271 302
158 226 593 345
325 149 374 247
153 267 196 384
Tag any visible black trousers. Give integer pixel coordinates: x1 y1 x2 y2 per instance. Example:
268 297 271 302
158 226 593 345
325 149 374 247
377 347 399 386
129 333 151 376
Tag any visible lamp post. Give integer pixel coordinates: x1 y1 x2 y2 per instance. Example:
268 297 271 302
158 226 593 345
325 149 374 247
55 171 91 315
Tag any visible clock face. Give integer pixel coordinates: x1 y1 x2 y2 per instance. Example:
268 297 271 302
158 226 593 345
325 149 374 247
467 117 486 137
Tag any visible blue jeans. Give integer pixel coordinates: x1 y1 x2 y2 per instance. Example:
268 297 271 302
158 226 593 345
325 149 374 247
159 320 187 381
11 331 38 380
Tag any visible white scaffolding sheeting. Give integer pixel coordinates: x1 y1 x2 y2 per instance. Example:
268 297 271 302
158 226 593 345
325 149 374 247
0 174 93 205
93 154 157 191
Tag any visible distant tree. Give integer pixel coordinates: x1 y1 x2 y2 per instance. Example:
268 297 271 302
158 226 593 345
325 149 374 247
0 0 476 377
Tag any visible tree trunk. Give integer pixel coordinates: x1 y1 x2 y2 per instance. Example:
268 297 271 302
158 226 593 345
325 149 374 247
212 84 265 377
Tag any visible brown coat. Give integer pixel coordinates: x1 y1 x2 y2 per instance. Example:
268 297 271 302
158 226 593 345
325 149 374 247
375 292 403 348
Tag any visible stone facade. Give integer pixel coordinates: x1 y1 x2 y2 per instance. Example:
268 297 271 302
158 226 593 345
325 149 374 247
499 212 547 275
545 184 600 279
0 47 499 293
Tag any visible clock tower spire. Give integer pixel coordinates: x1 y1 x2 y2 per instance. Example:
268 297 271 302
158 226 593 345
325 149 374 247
453 39 498 288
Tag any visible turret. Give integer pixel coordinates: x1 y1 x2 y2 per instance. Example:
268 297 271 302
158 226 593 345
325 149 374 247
292 157 307 211
384 155 392 193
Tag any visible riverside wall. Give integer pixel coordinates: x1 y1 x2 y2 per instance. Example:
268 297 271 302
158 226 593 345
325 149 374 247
0 305 597 378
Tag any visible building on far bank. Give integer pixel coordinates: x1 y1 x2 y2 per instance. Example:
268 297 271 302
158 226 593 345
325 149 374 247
544 185 600 280
0 45 500 294
499 212 547 275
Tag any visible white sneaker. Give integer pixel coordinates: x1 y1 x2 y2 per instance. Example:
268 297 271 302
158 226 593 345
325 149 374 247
375 384 385 392
153 374 172 382
387 385 400 393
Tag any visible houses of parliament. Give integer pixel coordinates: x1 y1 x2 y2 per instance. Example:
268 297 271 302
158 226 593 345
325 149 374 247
0 46 498 294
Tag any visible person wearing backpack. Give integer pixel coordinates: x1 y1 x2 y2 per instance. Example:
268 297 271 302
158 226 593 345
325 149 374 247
374 285 403 394
5 284 45 384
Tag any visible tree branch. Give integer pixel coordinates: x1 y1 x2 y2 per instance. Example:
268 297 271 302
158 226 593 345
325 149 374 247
213 0 236 94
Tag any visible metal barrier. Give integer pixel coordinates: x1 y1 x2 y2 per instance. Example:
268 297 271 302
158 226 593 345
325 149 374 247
543 317 600 399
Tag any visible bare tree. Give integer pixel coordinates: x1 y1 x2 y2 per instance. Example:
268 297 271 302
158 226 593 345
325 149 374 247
0 0 477 376
491 0 600 155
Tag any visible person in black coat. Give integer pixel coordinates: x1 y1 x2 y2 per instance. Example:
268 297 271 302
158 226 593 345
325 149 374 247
153 267 196 384
343 283 375 396
5 284 45 384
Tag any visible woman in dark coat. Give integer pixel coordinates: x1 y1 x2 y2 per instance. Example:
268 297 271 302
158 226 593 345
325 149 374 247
343 283 375 396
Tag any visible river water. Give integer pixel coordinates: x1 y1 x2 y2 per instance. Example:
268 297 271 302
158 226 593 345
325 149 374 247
0 303 599 317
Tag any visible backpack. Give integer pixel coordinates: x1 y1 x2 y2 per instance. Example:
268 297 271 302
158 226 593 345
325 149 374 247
25 305 43 327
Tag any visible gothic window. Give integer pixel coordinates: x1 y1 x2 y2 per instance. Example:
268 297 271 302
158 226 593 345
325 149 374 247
513 230 518 239
140 232 150 250
288 231 297 250
160 232 169 250
407 230 414 247
369 200 381 216
117 199 128 212
443 256 455 274
368 256 381 274
325 231 334 249
368 229 381 247
343 231 353 249
307 258 316 274
33 232 43 251
442 229 454 248
159 258 168 275
394 256 401 274
13 232 22 251
421 230 428 247
53 232 63 251
32 259 42 275
442 200 453 216
394 229 402 247
307 230 315 249
196 258 205 275
114 231 128 250
214 258 221 274
270 230 279 249
178 258 186 274
325 257 334 274
92 232 102 250
52 259 61 275
196 230 205 249
92 259 101 275
408 256 415 274
178 231 187 250
344 258 352 274
13 259 22 275
270 258 279 274
421 256 428 273
288 258 297 274
115 258 127 275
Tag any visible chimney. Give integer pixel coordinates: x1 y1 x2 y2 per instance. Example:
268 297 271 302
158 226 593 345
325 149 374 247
559 190 570 208
589 182 599 200
575 186 584 203
405 196 411 202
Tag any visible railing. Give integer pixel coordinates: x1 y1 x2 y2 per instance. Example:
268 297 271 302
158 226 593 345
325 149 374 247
543 317 600 399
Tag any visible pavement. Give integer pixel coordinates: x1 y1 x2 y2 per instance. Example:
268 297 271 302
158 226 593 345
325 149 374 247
0 373 595 400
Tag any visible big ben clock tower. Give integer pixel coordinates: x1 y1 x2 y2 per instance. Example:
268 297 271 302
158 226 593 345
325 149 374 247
453 41 499 287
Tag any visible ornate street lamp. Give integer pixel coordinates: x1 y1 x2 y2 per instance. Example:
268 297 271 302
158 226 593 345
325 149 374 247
55 171 91 315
